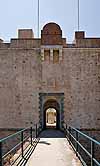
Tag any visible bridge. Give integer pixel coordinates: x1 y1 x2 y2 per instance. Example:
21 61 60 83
0 125 100 166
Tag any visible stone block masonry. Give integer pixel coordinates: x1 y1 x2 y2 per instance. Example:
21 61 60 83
0 22 100 130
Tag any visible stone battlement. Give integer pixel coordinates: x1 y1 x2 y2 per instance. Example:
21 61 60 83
0 22 100 48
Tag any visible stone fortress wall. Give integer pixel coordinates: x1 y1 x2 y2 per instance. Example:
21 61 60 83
0 22 100 130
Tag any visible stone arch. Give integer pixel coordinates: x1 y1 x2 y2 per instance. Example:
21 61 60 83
39 93 64 130
42 22 62 35
41 22 62 45
43 99 60 129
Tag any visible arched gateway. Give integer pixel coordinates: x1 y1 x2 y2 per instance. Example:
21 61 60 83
39 93 64 130
43 99 60 129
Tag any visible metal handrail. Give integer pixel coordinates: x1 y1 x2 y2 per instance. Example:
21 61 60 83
64 125 100 166
70 126 100 145
0 124 40 166
0 127 29 142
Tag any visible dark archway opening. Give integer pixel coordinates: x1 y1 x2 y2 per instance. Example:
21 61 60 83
43 99 60 129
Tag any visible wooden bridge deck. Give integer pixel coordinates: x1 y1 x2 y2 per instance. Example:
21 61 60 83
26 129 82 166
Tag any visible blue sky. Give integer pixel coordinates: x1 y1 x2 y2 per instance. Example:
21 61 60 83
0 0 100 42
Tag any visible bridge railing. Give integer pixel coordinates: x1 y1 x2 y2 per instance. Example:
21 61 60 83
64 125 100 166
0 124 40 166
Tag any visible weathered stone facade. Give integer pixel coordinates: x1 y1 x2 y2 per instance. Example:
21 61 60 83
0 22 100 130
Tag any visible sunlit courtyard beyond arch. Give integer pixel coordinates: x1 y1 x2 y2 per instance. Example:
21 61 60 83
46 108 57 128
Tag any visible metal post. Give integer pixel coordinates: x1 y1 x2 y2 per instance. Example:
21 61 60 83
91 140 94 166
21 131 24 158
69 127 71 144
37 0 40 38
78 0 80 31
76 131 79 156
0 142 3 166
36 124 38 138
30 127 32 145
66 124 67 137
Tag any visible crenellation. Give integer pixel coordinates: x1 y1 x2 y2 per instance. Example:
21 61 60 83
18 29 34 39
10 38 41 48
75 38 100 48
